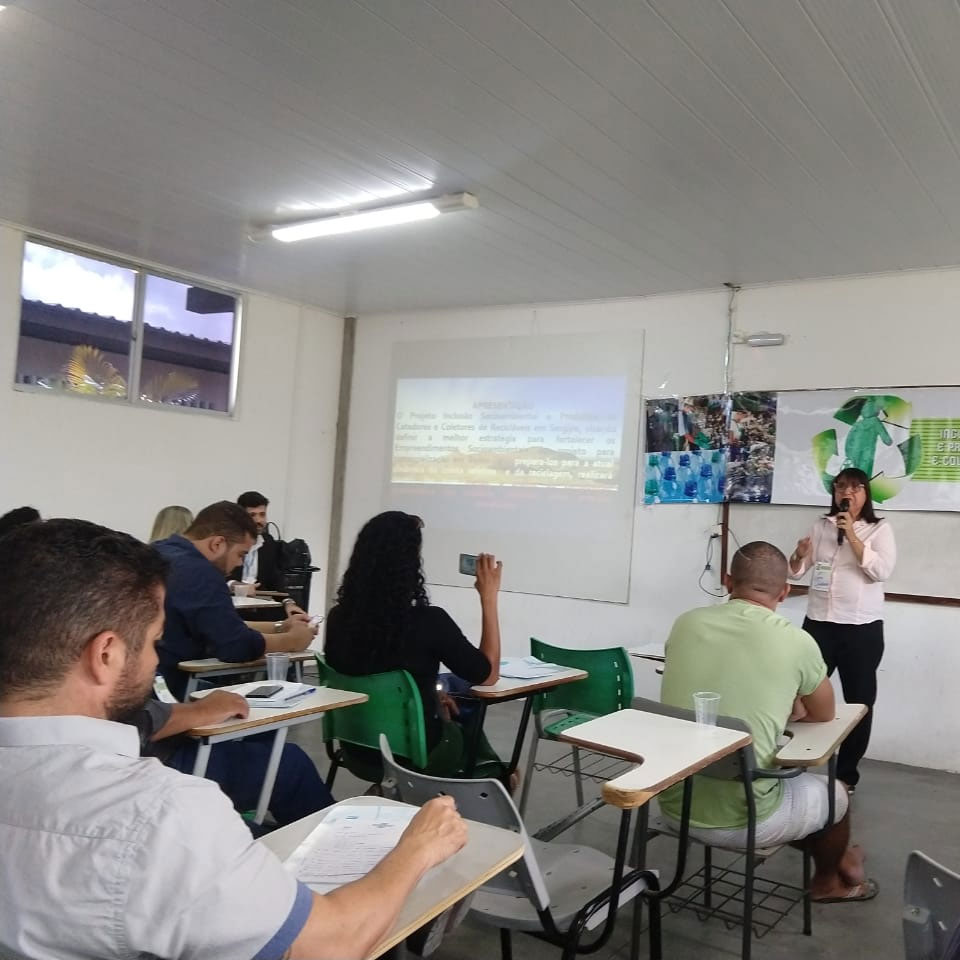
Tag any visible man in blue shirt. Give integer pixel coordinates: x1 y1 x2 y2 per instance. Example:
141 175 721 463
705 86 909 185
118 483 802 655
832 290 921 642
154 501 315 700
153 501 331 825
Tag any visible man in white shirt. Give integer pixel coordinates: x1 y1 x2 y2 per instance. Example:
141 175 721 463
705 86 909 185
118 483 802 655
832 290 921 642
0 518 466 960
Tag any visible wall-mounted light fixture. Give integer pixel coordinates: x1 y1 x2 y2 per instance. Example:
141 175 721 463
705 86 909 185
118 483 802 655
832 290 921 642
734 331 786 347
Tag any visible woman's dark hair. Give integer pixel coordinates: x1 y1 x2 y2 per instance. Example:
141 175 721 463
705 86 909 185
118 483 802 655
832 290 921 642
827 468 880 524
332 511 429 657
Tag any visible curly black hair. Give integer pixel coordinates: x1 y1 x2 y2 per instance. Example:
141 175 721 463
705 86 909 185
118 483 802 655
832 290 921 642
332 511 430 656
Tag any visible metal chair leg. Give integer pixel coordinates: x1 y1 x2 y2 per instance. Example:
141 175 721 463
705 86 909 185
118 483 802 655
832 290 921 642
572 745 584 806
704 844 713 910
499 928 513 960
802 842 812 935
517 733 539 816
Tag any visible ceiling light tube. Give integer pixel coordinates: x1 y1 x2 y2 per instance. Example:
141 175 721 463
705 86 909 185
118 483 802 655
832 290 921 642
266 192 478 242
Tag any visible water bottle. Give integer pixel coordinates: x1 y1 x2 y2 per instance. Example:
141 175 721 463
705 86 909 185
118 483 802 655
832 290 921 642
677 453 692 489
644 455 661 502
683 478 699 501
660 465 679 502
690 449 703 480
698 462 714 501
712 451 726 500
659 451 672 475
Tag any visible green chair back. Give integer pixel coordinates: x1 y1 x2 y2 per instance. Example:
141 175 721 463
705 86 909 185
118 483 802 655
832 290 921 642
319 662 430 773
529 638 634 718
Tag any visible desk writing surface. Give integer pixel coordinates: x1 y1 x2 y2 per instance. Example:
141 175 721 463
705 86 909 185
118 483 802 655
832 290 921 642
187 686 367 736
232 595 282 609
558 709 751 809
260 797 524 960
775 703 867 767
178 650 315 673
470 667 587 699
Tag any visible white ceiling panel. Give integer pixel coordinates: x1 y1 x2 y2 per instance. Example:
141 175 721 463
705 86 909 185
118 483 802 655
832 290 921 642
3 0 960 313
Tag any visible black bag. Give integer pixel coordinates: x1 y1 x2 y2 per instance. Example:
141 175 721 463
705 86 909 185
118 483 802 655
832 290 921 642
280 537 312 571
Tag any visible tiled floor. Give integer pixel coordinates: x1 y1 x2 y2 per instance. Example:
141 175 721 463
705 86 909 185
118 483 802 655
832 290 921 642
289 700 960 959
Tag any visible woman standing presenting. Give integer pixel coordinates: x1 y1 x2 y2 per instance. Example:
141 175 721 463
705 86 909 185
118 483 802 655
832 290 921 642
789 468 896 792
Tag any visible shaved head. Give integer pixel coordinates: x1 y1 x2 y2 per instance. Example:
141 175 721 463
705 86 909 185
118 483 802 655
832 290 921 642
729 541 788 602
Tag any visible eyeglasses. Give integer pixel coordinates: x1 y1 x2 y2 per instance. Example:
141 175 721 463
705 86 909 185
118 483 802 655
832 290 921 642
834 482 864 493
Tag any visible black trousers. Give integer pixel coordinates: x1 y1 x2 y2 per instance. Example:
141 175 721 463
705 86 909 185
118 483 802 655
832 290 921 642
802 617 884 787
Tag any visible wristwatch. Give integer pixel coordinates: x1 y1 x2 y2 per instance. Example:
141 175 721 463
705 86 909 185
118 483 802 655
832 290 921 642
273 620 287 633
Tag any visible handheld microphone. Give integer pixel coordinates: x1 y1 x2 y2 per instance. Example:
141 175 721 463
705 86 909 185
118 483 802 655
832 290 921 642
837 498 850 545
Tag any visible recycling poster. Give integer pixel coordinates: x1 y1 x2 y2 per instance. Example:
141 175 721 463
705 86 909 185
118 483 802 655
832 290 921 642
772 387 957 510
645 386 960 510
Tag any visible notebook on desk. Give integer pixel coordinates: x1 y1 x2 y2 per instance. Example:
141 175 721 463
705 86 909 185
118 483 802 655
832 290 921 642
282 804 417 892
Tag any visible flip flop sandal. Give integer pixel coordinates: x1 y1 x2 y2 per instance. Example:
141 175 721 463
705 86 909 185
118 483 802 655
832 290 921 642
813 878 879 904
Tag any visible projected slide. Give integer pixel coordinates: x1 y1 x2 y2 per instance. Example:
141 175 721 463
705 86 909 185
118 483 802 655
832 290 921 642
391 376 627 490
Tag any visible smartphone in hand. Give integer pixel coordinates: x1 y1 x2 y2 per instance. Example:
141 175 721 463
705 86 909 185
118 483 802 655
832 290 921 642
458 553 477 576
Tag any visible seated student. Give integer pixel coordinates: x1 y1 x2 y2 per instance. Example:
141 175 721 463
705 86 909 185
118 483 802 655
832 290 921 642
0 518 467 960
148 504 193 542
0 505 40 538
153 500 314 700
135 688 333 828
659 541 876 903
229 490 284 591
0 505 332 826
325 511 505 777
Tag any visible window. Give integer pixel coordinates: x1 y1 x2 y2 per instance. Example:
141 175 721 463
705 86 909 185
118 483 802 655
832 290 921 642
15 241 239 414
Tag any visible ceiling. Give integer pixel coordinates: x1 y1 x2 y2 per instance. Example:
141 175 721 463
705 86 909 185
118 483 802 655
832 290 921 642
4 0 960 316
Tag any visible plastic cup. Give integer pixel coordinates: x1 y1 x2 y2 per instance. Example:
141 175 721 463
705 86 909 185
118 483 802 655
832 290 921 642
266 652 290 683
233 582 254 597
693 692 721 726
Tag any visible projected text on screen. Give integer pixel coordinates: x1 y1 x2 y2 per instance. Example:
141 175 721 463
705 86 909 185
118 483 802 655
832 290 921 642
391 376 626 490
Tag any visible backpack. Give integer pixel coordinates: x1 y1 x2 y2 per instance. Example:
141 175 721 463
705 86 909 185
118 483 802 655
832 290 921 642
280 538 312 571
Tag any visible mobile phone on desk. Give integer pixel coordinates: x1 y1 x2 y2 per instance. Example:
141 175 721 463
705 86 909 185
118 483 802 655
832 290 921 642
458 553 477 576
246 684 283 699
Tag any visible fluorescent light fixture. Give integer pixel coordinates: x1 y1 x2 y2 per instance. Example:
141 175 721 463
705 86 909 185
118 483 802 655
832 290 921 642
264 192 478 242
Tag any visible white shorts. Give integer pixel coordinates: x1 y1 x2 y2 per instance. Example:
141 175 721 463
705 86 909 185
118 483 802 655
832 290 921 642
665 774 849 849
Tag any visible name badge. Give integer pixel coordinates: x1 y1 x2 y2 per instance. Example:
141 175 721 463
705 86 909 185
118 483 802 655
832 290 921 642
811 561 833 592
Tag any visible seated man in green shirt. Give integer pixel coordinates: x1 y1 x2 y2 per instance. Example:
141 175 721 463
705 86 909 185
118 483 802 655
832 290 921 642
659 541 876 903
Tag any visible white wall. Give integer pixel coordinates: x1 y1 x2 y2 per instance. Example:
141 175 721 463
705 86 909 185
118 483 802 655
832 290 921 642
343 267 960 773
341 293 731 663
0 223 343 613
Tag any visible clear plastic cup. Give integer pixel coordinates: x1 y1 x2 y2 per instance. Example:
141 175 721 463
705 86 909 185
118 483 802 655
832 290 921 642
266 652 290 683
233 582 254 597
693 691 721 726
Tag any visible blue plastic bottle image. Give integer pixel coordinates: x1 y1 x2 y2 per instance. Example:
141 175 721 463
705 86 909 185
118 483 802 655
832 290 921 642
689 449 703 481
683 478 699 501
698 462 714 502
659 451 672 475
712 451 726 500
677 453 692 490
660 465 679 502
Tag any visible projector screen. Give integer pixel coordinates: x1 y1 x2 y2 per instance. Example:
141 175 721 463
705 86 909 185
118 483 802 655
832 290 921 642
383 333 644 602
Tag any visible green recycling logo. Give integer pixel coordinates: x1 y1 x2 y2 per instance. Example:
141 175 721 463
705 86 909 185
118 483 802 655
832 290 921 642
811 394 923 502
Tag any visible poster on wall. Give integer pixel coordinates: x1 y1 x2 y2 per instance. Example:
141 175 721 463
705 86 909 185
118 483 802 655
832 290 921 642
771 387 960 510
644 395 729 504
726 392 778 503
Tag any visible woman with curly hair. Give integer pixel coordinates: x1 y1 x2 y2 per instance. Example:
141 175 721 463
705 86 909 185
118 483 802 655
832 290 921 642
324 511 504 777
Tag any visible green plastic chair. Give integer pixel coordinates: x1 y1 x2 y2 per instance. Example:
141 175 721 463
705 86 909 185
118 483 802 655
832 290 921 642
518 639 634 816
318 661 429 789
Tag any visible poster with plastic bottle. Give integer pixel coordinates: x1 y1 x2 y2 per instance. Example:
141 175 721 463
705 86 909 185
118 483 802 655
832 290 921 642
643 395 729 504
726 392 778 503
771 387 956 510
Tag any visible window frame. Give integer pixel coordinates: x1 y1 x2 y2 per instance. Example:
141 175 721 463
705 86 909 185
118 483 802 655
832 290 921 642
14 236 242 417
